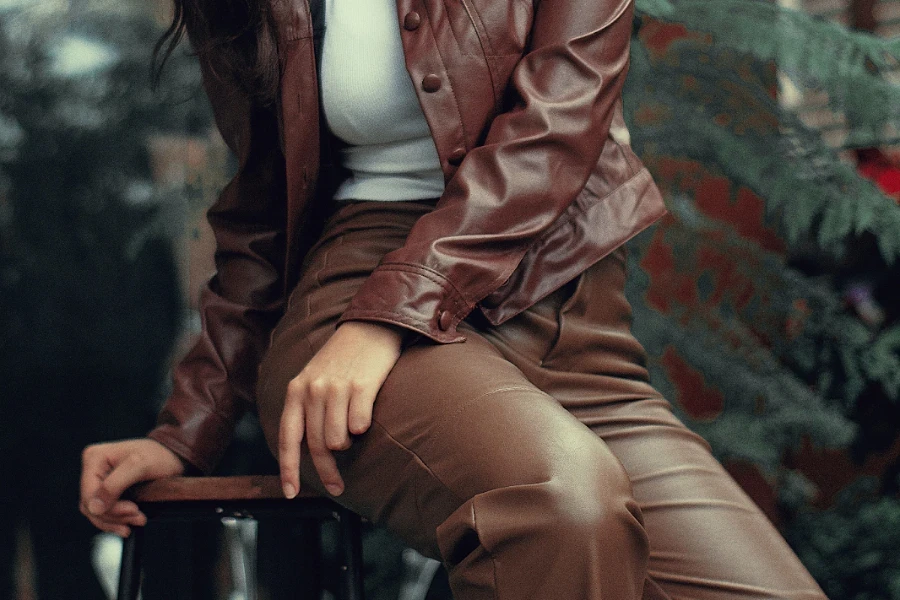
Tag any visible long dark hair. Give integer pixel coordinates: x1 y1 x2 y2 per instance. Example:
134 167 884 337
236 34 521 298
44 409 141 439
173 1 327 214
152 0 281 104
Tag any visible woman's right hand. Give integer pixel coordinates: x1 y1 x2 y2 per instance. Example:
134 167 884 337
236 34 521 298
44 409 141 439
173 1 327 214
279 321 405 500
80 438 186 537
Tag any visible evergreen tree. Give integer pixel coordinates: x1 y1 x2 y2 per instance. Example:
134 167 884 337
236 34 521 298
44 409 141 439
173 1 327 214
624 1 900 597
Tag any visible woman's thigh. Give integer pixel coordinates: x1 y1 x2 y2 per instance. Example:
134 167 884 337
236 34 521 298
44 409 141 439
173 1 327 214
255 201 641 563
488 251 826 600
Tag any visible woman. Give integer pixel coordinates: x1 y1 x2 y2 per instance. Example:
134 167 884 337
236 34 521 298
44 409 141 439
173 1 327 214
80 0 828 597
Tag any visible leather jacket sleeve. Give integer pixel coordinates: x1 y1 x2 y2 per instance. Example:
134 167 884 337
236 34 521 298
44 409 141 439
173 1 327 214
147 56 287 474
339 0 637 343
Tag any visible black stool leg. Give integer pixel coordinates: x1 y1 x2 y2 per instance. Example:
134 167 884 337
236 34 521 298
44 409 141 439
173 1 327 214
336 509 364 600
117 527 145 600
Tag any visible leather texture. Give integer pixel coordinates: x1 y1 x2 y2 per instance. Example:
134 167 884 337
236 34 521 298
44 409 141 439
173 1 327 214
149 0 667 473
253 200 827 600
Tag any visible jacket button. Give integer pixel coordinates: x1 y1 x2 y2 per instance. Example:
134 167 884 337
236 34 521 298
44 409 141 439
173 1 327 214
448 147 466 166
403 11 421 30
437 310 453 331
421 74 442 93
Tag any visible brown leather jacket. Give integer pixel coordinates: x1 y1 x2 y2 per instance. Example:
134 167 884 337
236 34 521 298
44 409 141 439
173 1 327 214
149 0 666 473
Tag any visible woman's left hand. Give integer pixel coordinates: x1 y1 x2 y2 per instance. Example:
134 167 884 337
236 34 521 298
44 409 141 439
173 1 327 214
278 321 406 499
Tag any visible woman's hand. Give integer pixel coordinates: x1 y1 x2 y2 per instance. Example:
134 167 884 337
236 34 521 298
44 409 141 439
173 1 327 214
80 438 186 537
279 321 405 499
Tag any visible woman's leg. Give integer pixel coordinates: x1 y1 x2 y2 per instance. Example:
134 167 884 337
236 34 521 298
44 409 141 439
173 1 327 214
256 201 649 600
482 249 828 600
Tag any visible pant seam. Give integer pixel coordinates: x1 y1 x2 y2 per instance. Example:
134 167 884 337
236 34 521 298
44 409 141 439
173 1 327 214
427 385 540 432
471 499 502 600
368 406 514 600
369 433 502 600
314 233 344 287
368 419 466 509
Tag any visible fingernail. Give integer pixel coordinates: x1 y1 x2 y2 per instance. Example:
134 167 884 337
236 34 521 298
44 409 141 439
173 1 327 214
326 483 343 497
283 483 296 499
88 499 105 515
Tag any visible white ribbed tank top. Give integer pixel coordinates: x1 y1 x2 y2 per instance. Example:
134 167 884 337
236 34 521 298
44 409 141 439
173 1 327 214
320 0 446 201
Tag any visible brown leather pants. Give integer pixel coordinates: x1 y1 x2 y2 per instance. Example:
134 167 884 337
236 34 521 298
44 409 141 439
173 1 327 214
256 200 827 600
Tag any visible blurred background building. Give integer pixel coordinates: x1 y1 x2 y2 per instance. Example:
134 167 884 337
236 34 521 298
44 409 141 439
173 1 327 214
1 0 899 598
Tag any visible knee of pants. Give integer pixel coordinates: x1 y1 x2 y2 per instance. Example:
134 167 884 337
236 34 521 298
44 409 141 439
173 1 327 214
546 471 640 538
525 444 642 541
438 437 646 566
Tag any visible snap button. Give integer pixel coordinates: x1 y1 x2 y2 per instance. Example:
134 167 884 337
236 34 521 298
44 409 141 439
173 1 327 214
421 74 442 93
437 310 453 331
403 11 421 30
448 147 466 166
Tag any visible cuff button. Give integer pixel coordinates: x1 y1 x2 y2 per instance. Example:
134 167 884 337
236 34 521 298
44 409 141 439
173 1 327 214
437 310 453 331
448 147 466 166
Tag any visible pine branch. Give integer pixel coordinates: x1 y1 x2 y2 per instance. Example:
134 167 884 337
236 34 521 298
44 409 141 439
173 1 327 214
786 478 900 600
628 298 855 470
625 231 855 470
860 326 900 401
652 197 899 404
625 43 900 262
634 0 900 138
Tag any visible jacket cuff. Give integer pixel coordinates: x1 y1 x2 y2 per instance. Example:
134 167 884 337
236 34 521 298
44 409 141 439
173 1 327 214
338 263 470 343
147 407 234 475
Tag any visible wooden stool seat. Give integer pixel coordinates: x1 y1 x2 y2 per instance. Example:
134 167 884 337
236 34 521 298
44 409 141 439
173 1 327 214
118 476 364 600
130 475 306 502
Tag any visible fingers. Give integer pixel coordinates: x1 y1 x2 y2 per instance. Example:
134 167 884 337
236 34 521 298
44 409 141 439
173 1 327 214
324 383 352 451
93 455 146 512
80 439 186 538
348 384 376 435
93 521 133 539
279 380 306 499
94 502 148 526
80 444 115 517
277 321 404 500
305 381 345 497
83 500 147 537
108 500 145 520
80 442 159 519
281 377 350 498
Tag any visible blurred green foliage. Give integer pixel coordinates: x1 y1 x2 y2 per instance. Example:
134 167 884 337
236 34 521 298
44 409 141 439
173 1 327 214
625 1 900 597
